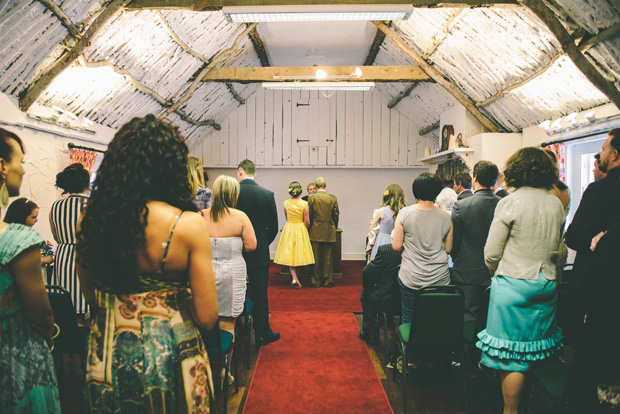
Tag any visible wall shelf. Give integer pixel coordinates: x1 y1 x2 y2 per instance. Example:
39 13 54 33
418 148 474 173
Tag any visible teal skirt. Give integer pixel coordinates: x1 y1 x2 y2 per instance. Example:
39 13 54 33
476 272 563 372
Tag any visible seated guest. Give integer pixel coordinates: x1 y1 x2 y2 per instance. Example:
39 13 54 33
454 171 473 200
358 243 402 345
4 197 53 264
202 175 256 385
451 161 500 321
77 115 219 412
392 172 453 325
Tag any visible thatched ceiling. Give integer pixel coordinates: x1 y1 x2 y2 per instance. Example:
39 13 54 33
1 0 619 146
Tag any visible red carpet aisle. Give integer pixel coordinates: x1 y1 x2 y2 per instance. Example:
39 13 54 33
242 311 393 414
268 261 365 313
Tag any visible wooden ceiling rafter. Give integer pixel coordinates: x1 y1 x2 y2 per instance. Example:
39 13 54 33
200 65 432 82
19 0 133 112
226 82 246 104
159 22 257 118
248 26 271 67
155 10 209 64
79 57 222 129
374 21 503 132
522 0 620 111
387 81 419 108
422 8 466 59
37 0 82 38
419 121 440 135
363 27 387 66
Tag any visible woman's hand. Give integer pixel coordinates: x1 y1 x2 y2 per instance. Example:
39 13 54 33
41 255 54 265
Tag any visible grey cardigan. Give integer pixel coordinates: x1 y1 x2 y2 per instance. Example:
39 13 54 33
484 187 565 280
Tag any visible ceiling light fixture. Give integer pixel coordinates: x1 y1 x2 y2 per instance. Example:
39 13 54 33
262 82 374 91
273 67 363 81
223 4 413 23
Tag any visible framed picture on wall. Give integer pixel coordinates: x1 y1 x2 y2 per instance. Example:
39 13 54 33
441 124 454 152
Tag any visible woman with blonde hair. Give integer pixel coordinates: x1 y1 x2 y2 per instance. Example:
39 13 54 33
188 156 212 209
368 183 406 261
274 181 315 288
202 175 256 385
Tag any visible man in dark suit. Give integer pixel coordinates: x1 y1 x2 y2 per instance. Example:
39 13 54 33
451 161 500 321
565 128 620 293
358 244 402 345
236 159 280 346
307 177 339 288
454 171 473 200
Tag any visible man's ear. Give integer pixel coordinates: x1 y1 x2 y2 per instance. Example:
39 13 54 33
612 148 620 162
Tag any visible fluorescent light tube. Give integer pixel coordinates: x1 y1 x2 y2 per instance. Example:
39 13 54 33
223 5 413 23
262 82 374 91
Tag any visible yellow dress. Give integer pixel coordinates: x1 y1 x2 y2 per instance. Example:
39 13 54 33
274 198 315 267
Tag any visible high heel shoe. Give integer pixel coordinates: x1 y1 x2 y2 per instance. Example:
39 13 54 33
291 280 302 289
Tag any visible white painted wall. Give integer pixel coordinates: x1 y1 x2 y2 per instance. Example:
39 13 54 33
0 93 113 243
202 167 426 260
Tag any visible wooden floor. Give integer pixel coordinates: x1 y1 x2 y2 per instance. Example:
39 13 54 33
58 312 506 414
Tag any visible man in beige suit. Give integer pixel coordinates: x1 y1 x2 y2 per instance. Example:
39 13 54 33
307 177 339 288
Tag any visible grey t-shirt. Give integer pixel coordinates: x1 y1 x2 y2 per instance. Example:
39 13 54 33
398 205 451 290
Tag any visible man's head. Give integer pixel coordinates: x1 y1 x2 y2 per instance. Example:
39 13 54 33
315 177 326 189
307 182 317 194
597 129 620 174
453 171 472 193
237 159 256 182
594 153 607 181
472 161 499 190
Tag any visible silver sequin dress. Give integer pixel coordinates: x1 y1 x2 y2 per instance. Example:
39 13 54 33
211 236 247 317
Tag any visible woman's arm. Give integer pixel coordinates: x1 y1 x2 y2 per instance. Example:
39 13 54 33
392 216 404 252
187 215 219 330
484 202 511 275
444 219 454 254
75 216 97 307
304 205 310 228
11 245 54 346
49 211 60 243
240 211 257 252
368 208 383 232
283 206 288 221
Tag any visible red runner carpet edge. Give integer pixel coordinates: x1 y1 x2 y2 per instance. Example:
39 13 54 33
268 261 365 313
242 311 393 414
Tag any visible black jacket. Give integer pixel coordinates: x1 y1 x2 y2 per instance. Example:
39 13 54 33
362 244 402 312
236 179 278 267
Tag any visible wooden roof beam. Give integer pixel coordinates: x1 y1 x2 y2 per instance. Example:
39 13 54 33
422 8 465 59
19 0 132 112
374 21 502 132
248 26 270 67
521 0 620 111
388 82 418 108
37 0 82 38
127 0 519 11
363 27 386 66
419 121 440 136
201 65 432 83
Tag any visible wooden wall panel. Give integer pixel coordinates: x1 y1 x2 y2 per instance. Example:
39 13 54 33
198 89 430 168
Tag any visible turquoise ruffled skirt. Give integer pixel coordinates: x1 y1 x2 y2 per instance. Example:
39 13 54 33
476 272 563 372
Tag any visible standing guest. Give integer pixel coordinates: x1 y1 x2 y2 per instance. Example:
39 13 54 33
274 181 315 289
188 156 212 209
236 159 280 347
454 171 473 200
0 127 60 412
565 128 620 293
50 163 90 316
203 175 256 386
76 115 219 412
301 182 317 202
368 183 405 261
477 147 565 414
392 172 453 324
593 153 607 181
451 161 500 321
308 177 339 288
543 149 571 212
4 197 54 265
493 172 508 198
436 186 458 213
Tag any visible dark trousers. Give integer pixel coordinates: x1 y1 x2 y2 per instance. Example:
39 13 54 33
247 264 271 336
311 241 333 286
453 281 487 322
360 290 379 334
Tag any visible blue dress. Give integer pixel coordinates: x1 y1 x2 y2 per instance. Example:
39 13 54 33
0 224 61 413
370 206 395 261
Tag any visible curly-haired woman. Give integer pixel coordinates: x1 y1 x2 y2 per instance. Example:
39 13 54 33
477 147 565 414
274 181 315 288
50 163 90 315
368 183 406 261
76 115 219 413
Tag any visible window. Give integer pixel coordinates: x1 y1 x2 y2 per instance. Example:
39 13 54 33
566 135 606 223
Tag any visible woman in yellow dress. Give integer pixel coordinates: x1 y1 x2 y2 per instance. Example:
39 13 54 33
274 181 315 288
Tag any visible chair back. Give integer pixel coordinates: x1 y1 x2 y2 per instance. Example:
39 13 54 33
555 282 585 346
407 285 464 351
46 285 82 354
200 324 234 356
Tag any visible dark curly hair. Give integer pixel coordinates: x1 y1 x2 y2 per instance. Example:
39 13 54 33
56 163 90 195
77 114 198 293
504 147 557 189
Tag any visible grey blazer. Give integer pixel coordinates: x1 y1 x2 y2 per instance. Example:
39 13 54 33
451 189 500 286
